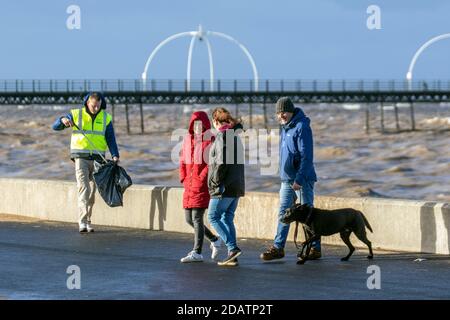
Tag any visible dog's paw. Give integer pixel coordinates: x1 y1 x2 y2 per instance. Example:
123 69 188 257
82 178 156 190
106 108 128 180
340 257 349 261
367 255 374 260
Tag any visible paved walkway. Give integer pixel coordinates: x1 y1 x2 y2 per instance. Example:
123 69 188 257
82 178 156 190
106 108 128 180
1 215 449 299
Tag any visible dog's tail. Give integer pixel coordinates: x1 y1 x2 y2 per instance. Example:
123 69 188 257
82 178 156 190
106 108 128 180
360 212 373 233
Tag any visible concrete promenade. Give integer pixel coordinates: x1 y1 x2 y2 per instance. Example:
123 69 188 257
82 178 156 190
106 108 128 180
1 215 450 300
0 178 449 254
1 178 450 299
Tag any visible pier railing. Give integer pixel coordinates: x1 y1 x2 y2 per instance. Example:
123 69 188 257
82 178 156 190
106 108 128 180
1 79 450 93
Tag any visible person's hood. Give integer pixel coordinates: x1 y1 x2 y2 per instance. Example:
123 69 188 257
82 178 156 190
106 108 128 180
83 92 107 110
284 107 310 128
188 111 211 134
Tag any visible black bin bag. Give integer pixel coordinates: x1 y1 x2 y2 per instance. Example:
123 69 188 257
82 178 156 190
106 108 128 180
93 160 133 207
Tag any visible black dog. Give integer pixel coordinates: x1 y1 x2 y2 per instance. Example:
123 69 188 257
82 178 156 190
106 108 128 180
281 204 374 264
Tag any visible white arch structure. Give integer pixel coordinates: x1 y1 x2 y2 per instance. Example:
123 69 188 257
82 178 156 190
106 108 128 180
406 33 450 90
141 25 259 91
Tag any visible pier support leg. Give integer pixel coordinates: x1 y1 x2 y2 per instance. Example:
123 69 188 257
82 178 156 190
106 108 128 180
394 103 400 132
365 105 370 134
249 102 253 128
409 102 416 131
263 96 268 130
125 103 130 135
139 102 144 134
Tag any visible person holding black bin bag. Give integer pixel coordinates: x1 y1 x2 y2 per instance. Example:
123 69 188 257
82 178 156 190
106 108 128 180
52 92 131 233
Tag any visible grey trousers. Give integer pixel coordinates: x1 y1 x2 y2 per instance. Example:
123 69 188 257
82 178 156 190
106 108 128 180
185 209 218 254
75 158 96 224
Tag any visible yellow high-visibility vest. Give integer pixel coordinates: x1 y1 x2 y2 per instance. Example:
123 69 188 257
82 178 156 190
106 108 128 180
70 107 112 157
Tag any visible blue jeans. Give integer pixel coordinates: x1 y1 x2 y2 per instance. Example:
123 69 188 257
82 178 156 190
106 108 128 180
274 181 321 251
207 197 240 252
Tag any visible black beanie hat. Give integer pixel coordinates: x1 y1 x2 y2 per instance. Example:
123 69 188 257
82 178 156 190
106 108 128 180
276 97 295 113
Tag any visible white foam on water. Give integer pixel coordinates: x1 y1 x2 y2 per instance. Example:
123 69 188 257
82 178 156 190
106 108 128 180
420 117 450 126
377 104 395 111
342 104 361 111
396 103 411 108
376 103 412 111
183 105 193 114
10 104 71 111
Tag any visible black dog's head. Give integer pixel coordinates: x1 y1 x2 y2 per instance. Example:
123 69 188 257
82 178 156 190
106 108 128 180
280 203 311 224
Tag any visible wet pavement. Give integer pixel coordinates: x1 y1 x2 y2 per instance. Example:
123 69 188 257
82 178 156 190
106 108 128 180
1 215 450 300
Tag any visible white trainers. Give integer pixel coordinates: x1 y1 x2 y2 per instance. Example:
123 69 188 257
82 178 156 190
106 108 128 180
79 222 87 233
86 223 94 233
210 238 222 261
180 251 204 263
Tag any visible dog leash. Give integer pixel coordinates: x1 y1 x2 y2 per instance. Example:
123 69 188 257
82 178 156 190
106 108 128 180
293 221 300 250
294 220 313 259
293 221 310 248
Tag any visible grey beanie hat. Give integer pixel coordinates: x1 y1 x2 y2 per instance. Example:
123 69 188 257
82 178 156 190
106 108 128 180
276 97 295 113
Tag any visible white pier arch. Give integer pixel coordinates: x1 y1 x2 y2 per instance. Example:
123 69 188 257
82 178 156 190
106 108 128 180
406 33 450 90
141 25 259 91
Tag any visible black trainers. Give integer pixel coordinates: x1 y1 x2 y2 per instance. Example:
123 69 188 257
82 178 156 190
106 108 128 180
260 246 285 261
217 248 242 266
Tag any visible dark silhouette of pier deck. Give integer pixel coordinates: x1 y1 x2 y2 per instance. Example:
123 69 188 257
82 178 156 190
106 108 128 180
2 79 449 133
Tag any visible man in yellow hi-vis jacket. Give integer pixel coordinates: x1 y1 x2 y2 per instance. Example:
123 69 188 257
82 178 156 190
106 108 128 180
52 92 120 233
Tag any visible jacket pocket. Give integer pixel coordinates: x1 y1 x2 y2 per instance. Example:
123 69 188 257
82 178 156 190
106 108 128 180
293 155 300 170
284 154 295 173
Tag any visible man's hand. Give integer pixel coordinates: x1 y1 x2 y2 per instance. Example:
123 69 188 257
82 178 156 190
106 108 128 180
292 181 301 191
61 117 73 127
112 156 120 163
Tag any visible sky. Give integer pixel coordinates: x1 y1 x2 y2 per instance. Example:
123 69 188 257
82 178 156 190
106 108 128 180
0 0 449 80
